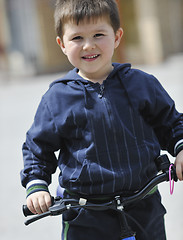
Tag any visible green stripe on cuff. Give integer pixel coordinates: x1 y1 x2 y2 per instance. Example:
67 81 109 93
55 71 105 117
176 143 183 151
26 184 48 197
175 143 183 156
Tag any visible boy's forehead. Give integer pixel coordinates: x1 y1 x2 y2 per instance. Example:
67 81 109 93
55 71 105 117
63 15 111 31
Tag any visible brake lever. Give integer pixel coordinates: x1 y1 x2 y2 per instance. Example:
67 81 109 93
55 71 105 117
49 199 68 216
24 211 51 226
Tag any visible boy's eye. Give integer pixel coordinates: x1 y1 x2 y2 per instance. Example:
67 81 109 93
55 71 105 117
72 36 82 41
94 33 104 38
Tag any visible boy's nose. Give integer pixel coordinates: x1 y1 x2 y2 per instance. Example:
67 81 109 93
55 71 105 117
83 39 96 51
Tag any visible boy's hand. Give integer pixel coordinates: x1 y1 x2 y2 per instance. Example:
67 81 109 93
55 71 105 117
26 191 52 215
174 150 183 181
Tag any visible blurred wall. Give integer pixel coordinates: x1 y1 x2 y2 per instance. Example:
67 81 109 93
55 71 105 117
0 0 182 78
119 0 183 64
35 0 72 73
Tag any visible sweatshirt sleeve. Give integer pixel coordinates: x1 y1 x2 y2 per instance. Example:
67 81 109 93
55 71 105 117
20 95 63 188
140 75 183 156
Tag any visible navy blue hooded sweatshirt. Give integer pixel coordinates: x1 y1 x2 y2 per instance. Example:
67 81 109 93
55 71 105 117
21 63 183 197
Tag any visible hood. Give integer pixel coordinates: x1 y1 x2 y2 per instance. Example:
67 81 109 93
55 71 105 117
49 63 131 108
50 63 131 87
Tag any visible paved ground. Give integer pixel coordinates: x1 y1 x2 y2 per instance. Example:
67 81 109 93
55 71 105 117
0 54 183 239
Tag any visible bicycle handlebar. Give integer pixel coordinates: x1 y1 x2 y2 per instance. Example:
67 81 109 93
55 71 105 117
22 154 178 226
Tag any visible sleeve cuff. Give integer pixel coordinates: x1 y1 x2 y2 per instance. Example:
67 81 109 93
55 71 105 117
174 140 183 156
26 180 49 198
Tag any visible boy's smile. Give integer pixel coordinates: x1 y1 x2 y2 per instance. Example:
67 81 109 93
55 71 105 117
57 17 123 83
82 54 100 61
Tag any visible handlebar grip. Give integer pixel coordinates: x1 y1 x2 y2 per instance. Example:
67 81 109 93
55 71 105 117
22 205 35 217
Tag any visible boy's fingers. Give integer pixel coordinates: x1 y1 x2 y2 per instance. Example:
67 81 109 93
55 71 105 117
33 198 43 214
35 193 52 214
39 199 47 213
39 194 51 213
27 198 37 215
26 192 51 214
175 151 183 181
175 160 183 181
176 163 183 181
45 194 52 209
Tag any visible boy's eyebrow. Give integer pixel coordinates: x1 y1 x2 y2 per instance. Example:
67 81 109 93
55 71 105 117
70 26 108 36
69 29 107 39
94 28 108 32
91 24 110 32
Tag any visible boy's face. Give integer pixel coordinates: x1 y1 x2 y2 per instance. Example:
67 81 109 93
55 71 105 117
57 17 123 83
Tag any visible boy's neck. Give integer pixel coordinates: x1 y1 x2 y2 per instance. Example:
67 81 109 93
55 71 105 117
78 66 114 85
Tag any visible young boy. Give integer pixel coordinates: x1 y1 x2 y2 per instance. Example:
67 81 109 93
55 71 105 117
21 0 183 239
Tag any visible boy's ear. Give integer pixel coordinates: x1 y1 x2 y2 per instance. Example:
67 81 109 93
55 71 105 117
56 36 66 54
56 36 61 46
114 28 123 49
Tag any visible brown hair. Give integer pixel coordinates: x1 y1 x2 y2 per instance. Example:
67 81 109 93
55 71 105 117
54 0 120 37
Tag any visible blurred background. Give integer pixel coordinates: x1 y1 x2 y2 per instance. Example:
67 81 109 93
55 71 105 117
0 0 183 239
0 0 183 78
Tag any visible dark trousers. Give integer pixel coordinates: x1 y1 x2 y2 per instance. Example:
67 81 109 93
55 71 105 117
62 191 166 240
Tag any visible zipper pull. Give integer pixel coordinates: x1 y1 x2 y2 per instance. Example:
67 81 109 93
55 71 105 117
98 84 105 98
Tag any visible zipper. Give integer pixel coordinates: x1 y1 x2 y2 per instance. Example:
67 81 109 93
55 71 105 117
98 84 105 98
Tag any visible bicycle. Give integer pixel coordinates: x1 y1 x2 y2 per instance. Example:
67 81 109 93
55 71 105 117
23 154 178 240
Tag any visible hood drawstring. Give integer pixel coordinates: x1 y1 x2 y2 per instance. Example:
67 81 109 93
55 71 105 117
117 71 134 108
77 81 93 109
